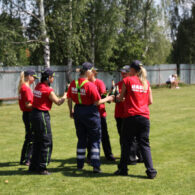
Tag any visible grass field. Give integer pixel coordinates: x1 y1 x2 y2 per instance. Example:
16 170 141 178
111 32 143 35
0 86 195 195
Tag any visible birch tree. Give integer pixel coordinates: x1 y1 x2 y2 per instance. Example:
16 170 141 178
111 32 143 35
1 0 50 67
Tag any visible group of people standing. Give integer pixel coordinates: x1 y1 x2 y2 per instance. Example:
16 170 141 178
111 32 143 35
18 60 157 179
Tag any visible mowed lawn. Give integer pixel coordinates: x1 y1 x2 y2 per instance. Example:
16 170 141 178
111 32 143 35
0 86 194 195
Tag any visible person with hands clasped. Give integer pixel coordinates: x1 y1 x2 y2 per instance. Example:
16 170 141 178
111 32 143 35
114 60 157 179
67 62 114 173
29 68 66 175
18 69 38 166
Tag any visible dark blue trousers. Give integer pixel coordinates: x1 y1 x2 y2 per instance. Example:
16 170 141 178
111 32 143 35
29 109 52 172
101 117 113 158
74 104 101 169
119 115 156 174
20 112 33 164
115 117 143 162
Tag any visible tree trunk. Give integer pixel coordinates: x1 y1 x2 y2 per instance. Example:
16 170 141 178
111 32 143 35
91 3 95 64
66 0 73 83
39 0 50 68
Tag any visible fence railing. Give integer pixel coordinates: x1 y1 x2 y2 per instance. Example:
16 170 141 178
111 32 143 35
0 64 194 101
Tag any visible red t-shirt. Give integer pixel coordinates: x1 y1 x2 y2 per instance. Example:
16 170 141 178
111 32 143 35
94 79 106 117
32 83 54 111
19 84 33 112
123 76 150 119
67 78 101 105
115 80 125 118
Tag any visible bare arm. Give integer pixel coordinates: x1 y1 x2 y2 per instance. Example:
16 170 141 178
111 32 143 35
68 98 74 118
49 91 66 106
94 95 114 106
116 83 126 102
148 87 153 105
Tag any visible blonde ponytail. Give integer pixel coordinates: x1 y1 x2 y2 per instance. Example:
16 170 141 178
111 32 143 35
18 71 25 94
137 66 148 90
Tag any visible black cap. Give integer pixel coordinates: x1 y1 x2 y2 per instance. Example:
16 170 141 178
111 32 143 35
82 62 93 70
120 65 130 73
42 68 55 77
24 69 38 79
130 60 143 71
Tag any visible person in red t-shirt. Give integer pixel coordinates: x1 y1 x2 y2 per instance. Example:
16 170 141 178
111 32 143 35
114 60 157 179
67 62 113 173
88 69 115 161
29 68 66 175
18 69 38 166
115 65 143 164
115 66 130 143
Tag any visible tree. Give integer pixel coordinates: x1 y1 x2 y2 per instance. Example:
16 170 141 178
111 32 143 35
0 0 50 67
0 12 29 66
172 4 195 64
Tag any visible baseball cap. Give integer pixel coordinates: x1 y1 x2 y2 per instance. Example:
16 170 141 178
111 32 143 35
42 68 55 77
82 62 94 70
130 60 143 71
24 69 38 79
120 65 130 73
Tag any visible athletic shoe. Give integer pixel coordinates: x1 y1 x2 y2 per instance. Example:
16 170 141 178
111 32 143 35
146 170 157 179
93 167 101 173
114 169 128 176
39 170 51 175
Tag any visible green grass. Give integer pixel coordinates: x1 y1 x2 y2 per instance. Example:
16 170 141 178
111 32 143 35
0 86 195 195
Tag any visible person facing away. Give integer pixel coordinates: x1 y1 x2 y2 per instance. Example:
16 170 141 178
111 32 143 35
67 62 114 173
115 65 143 164
114 60 157 179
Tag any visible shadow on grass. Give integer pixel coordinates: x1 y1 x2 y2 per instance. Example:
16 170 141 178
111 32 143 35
0 158 147 179
50 157 147 179
0 161 19 167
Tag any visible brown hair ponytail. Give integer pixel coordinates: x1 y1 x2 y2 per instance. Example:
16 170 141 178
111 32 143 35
18 71 25 94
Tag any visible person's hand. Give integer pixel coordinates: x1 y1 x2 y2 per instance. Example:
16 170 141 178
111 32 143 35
69 109 74 119
63 92 67 99
107 95 114 102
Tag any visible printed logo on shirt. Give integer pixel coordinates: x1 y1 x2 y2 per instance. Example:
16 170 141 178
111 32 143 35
34 90 42 98
131 84 147 93
71 87 86 95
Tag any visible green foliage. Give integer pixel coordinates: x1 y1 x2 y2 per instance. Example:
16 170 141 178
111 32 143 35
1 0 193 67
171 4 195 64
0 12 29 66
112 29 145 68
144 26 172 65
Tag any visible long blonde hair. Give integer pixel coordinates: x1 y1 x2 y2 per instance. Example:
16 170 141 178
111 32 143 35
18 71 25 94
137 66 148 90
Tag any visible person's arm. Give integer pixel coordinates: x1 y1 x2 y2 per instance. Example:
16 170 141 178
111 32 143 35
25 102 32 109
148 87 153 105
49 91 66 106
67 98 74 118
94 95 114 106
116 82 126 102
